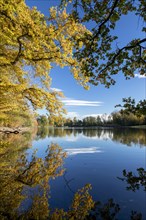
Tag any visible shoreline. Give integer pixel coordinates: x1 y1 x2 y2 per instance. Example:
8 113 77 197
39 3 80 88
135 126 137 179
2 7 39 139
49 125 146 129
1 124 145 134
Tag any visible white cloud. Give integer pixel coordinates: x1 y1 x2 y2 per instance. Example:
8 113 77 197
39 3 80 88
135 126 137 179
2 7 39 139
50 87 63 92
62 99 103 107
134 74 146 79
80 113 111 120
65 113 110 120
66 111 79 118
81 114 102 119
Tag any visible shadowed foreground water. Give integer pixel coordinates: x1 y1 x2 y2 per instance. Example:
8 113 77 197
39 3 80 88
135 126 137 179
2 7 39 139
0 128 145 219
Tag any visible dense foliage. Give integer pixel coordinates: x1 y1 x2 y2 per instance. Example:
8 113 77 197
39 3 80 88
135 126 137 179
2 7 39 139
61 0 146 87
116 97 146 119
44 111 145 127
0 0 91 127
0 0 146 127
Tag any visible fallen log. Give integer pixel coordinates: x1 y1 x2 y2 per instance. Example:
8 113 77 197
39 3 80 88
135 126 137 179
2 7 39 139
0 127 21 134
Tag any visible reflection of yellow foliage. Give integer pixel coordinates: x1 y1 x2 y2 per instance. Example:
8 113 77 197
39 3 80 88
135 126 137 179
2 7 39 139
21 192 50 220
17 143 67 186
19 184 94 220
0 132 35 219
0 133 67 219
68 184 94 219
0 133 95 219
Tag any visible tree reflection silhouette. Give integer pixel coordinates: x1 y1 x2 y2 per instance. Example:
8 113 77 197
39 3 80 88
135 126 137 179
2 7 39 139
0 132 145 219
118 168 146 192
38 127 146 147
0 135 95 220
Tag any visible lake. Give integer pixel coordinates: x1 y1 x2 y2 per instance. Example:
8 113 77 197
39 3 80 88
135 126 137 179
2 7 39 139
0 128 145 219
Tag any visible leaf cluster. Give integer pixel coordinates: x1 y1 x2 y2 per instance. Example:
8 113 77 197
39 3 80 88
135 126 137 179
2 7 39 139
115 97 146 117
61 0 146 87
0 0 91 125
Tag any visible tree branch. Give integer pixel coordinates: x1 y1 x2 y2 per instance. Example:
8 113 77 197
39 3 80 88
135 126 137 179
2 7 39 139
93 0 119 39
0 11 16 27
0 33 31 67
98 38 146 75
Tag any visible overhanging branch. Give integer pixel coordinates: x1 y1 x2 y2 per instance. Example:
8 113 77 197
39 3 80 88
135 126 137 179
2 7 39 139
93 0 119 39
98 38 146 75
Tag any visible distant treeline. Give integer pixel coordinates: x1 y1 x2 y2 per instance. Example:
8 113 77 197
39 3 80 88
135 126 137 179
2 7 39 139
37 111 146 128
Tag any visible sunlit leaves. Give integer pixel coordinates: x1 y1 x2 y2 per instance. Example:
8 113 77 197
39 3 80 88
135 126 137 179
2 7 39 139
16 143 67 186
0 137 66 219
68 184 94 219
0 0 91 126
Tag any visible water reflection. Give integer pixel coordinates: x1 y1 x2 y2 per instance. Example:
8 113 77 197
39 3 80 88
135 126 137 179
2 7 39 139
0 133 67 219
118 168 146 192
0 133 96 219
0 131 35 219
112 129 146 147
0 128 145 219
36 126 49 140
65 147 103 155
37 127 146 147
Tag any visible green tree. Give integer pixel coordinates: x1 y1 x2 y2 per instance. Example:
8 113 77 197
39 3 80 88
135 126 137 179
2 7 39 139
115 97 146 118
1 0 145 127
111 110 145 126
96 115 102 126
64 118 73 127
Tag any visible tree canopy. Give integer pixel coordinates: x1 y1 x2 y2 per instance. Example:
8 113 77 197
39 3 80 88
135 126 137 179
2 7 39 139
0 0 146 126
115 97 146 118
61 0 146 87
0 0 91 125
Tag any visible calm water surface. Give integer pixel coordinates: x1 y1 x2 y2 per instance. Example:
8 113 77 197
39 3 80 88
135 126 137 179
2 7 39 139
0 128 145 219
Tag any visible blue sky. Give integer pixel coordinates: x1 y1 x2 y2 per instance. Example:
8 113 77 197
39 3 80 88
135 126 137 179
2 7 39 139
26 0 145 119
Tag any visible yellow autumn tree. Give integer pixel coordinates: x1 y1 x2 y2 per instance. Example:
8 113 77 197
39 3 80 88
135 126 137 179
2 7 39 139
0 0 91 127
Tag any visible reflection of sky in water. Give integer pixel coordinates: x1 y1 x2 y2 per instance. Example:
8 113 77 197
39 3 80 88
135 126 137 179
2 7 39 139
40 131 114 142
26 128 146 219
65 147 103 155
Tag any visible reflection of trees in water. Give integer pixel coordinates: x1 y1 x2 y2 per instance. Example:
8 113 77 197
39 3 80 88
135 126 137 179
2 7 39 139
0 134 67 219
82 129 114 140
36 126 49 139
0 134 95 219
37 127 146 147
1 133 145 219
112 128 146 147
55 128 74 137
82 129 102 138
0 132 35 175
118 168 146 192
0 131 35 219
